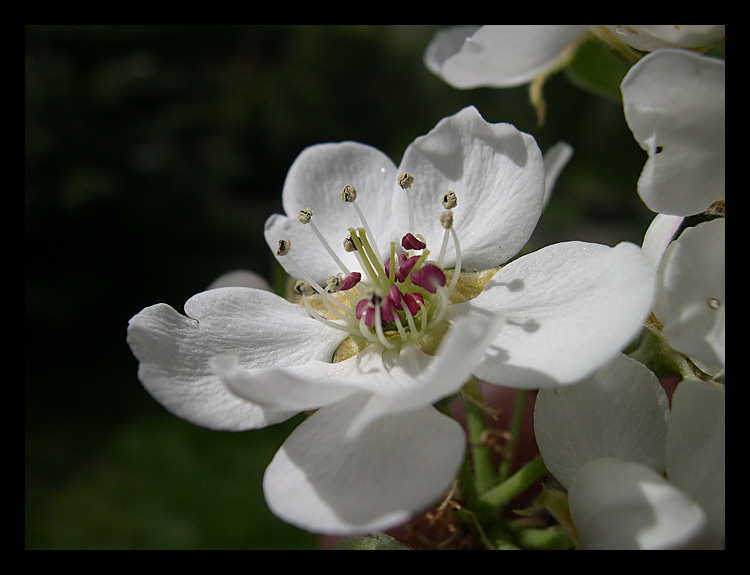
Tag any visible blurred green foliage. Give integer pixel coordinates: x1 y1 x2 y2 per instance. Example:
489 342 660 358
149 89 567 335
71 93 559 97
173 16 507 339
25 25 653 549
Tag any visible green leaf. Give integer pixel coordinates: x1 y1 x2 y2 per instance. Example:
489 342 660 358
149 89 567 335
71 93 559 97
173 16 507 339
564 36 634 102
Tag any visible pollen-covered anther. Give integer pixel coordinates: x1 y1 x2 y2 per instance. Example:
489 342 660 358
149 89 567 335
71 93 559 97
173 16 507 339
398 172 415 190
401 232 426 251
411 264 447 294
442 190 458 210
326 274 344 293
440 210 454 229
297 207 314 224
276 239 291 256
343 236 357 252
340 185 357 203
294 280 314 296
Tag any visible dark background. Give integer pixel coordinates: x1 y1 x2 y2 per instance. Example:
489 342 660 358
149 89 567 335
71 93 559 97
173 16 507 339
25 25 652 549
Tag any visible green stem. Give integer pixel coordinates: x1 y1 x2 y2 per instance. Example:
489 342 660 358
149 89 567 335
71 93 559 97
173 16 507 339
480 454 547 511
462 378 497 495
497 389 527 482
514 525 574 550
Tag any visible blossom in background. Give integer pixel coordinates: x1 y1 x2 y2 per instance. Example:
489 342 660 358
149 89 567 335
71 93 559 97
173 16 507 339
534 352 725 549
127 106 654 535
621 49 725 217
424 25 724 91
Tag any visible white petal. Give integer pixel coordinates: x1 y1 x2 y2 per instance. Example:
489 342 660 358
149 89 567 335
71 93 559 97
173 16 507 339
346 311 505 437
655 219 725 369
398 106 546 270
215 311 503 437
126 287 345 431
666 379 725 548
605 25 725 52
426 25 594 89
423 25 483 79
641 213 684 272
534 353 669 490
622 49 725 216
210 354 355 412
264 142 399 284
569 458 706 550
263 394 466 535
542 141 574 208
468 241 655 388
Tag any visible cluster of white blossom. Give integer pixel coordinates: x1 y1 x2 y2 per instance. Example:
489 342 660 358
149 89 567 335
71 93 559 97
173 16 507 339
127 25 724 549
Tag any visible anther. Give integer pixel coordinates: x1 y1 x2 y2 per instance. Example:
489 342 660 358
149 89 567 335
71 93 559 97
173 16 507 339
326 275 344 293
442 190 457 210
343 236 357 252
402 232 426 251
440 210 453 229
341 185 357 203
411 264 446 294
341 271 362 291
398 172 415 190
297 207 314 224
294 280 315 296
276 239 291 256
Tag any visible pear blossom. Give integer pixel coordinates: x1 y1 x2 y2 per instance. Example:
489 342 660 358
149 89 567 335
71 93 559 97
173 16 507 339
127 106 655 535
621 49 725 217
424 25 724 91
534 352 725 549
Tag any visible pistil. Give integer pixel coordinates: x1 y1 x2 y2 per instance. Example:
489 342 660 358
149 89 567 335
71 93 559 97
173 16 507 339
280 174 465 354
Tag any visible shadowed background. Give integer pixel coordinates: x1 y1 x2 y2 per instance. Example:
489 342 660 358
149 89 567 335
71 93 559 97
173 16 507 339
25 25 653 549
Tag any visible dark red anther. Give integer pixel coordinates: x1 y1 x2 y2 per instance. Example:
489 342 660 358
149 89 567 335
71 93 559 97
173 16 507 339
341 271 362 291
410 264 446 293
401 233 426 251
402 292 424 315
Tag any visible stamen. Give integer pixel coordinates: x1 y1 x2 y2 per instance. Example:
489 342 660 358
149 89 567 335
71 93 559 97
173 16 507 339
437 209 453 266
411 264 447 293
340 271 362 291
398 172 415 190
442 190 458 209
398 172 416 234
448 227 462 295
350 227 389 289
402 232 426 251
294 280 315 296
341 184 385 266
340 185 358 203
301 295 357 334
297 207 314 224
326 274 344 293
276 239 291 257
373 304 396 350
298 207 351 275
278 239 352 319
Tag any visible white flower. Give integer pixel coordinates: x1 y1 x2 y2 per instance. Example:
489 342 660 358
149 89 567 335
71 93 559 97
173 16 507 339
534 352 725 549
424 25 724 91
127 106 655 535
621 49 725 216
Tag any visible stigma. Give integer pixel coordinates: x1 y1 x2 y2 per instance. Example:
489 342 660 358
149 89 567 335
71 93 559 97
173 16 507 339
278 174 463 354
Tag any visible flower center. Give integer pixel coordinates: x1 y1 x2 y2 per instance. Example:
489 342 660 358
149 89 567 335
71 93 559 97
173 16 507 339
277 172 464 356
